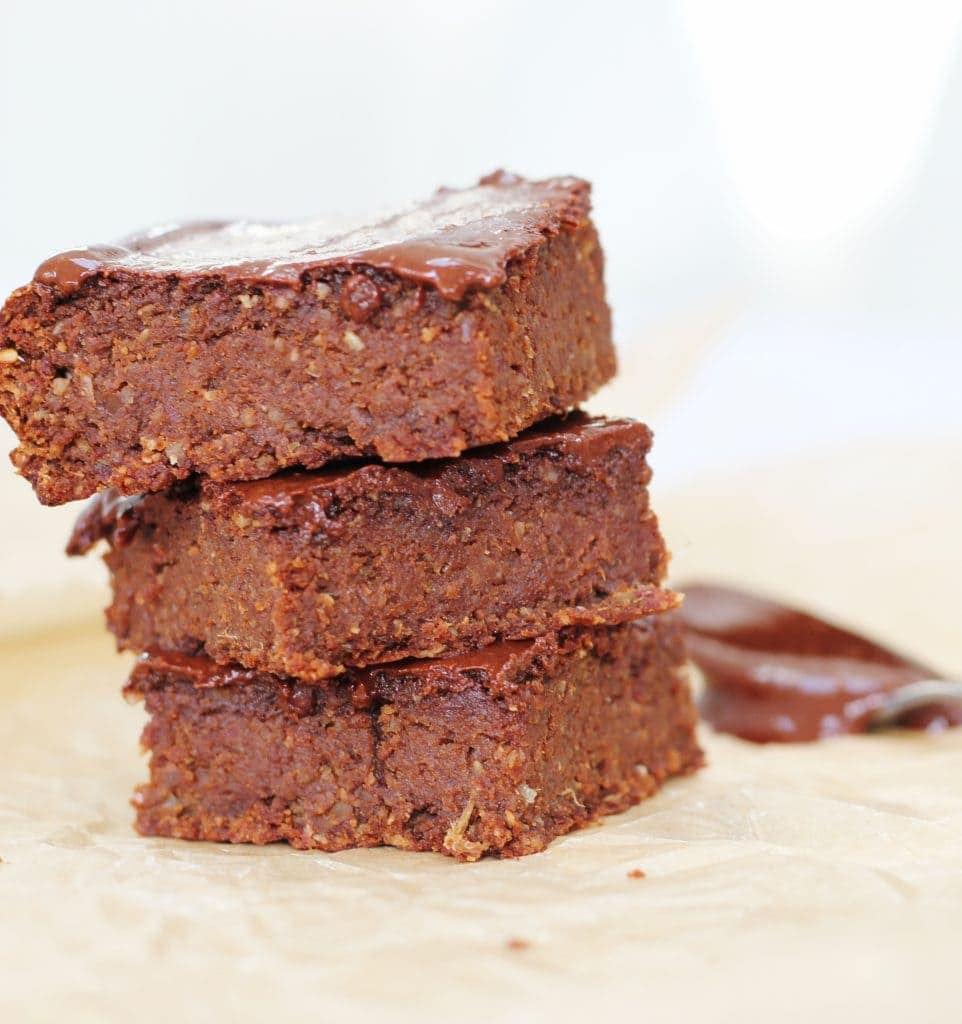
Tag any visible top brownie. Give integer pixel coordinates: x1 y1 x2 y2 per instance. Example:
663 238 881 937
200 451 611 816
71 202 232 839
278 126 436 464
0 172 614 505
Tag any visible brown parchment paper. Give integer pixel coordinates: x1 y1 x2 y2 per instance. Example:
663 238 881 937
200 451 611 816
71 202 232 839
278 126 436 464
2 437 961 1024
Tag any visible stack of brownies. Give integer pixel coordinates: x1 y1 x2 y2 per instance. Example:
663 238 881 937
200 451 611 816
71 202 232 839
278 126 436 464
0 172 702 859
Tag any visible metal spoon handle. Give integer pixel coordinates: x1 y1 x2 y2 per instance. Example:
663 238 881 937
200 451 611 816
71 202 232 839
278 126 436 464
868 679 962 730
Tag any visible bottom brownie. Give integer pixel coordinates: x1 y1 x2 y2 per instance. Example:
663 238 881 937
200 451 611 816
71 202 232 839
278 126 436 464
126 619 702 860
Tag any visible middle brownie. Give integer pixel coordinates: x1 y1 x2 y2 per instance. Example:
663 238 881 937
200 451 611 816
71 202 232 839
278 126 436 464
69 413 674 679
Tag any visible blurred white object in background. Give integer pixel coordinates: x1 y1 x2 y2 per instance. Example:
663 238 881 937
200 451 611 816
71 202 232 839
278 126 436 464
0 1 740 337
680 1 961 248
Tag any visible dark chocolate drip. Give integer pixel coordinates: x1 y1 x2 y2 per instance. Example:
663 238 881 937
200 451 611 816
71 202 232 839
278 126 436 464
32 173 588 301
66 489 144 556
677 582 960 743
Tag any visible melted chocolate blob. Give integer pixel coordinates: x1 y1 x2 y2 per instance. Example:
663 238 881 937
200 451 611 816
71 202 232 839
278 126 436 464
677 582 961 743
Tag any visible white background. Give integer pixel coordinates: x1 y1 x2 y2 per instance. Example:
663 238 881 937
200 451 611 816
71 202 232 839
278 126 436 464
2 0 961 599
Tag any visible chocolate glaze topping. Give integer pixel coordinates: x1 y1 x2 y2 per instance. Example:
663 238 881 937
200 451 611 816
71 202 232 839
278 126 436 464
67 413 648 552
505 411 646 459
677 582 961 742
34 172 588 302
220 412 645 507
131 650 263 692
130 638 540 707
348 640 538 707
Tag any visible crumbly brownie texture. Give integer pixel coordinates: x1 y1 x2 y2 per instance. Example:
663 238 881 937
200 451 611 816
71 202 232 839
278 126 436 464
127 619 703 861
69 414 675 679
1 173 614 505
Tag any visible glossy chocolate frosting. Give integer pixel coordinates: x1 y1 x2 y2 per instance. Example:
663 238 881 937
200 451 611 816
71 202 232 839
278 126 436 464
34 172 589 301
220 412 646 505
677 582 960 742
